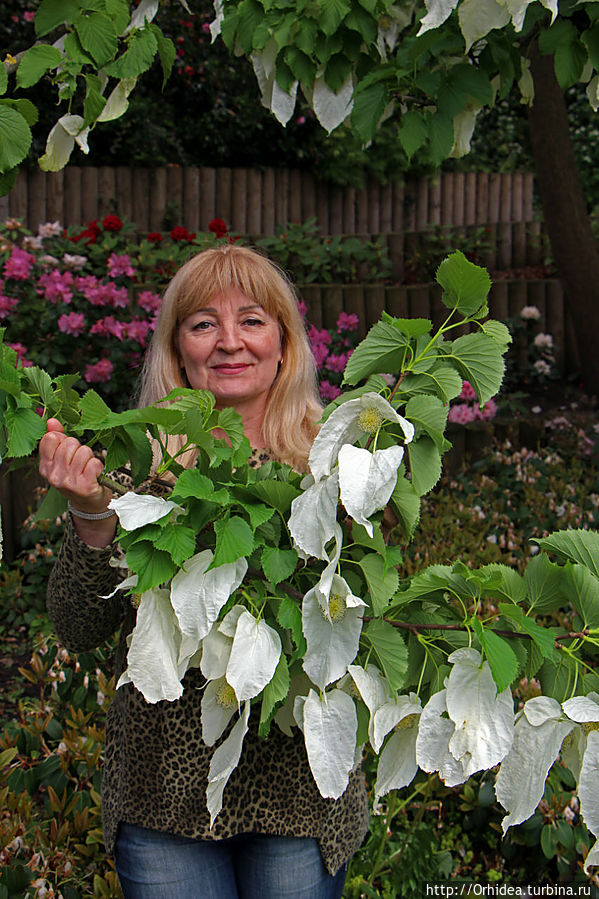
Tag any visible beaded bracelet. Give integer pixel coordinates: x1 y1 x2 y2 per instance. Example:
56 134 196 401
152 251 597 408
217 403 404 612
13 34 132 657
67 501 116 521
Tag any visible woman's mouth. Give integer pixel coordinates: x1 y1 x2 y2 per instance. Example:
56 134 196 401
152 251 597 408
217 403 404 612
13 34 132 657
211 364 250 374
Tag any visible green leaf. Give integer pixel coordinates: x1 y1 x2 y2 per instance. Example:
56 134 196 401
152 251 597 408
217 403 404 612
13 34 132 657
564 564 599 629
105 0 130 34
406 437 442 496
0 63 7 96
276 596 306 660
16 45 63 89
151 25 176 88
389 476 420 541
398 109 428 161
523 553 568 615
555 39 587 89
535 529 599 578
498 603 555 660
479 563 527 604
35 0 80 36
64 30 95 65
153 524 197 567
126 541 177 593
74 12 118 66
0 106 31 173
364 618 408 691
538 20 577 55
436 250 491 318
399 363 463 404
0 99 39 127
428 110 454 167
261 546 298 586
171 469 231 505
318 0 351 36
120 425 154 487
259 653 290 737
0 168 18 197
480 319 512 351
33 485 68 521
382 314 433 338
352 82 387 143
77 389 112 429
446 333 505 406
358 553 399 616
212 516 253 567
21 366 54 407
405 394 450 453
5 405 45 457
83 75 107 125
324 53 352 92
246 479 301 514
343 321 409 386
471 618 518 692
104 26 158 79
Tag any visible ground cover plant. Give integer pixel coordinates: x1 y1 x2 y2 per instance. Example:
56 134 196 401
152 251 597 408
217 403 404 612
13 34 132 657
1 251 599 896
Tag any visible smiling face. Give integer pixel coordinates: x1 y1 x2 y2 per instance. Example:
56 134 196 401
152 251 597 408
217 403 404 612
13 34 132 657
177 286 283 422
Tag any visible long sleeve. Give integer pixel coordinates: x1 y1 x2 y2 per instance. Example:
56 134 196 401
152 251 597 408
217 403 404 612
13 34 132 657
46 514 127 651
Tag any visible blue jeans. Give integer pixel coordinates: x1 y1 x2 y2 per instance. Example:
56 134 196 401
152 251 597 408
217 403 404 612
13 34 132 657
114 822 348 899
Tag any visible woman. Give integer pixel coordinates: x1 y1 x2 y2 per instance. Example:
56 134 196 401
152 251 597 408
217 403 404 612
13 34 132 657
39 245 369 899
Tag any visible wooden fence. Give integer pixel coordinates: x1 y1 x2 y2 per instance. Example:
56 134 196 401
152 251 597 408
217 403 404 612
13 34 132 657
0 167 536 236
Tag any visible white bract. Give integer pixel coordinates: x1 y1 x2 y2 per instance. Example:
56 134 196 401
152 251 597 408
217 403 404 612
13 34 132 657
302 688 358 798
338 443 405 537
226 609 282 702
251 39 298 126
495 696 574 833
38 115 90 172
170 550 247 642
206 700 251 826
302 575 365 689
109 492 182 530
445 648 514 776
308 393 414 482
416 689 468 787
201 677 239 746
311 71 354 133
117 587 186 703
97 78 138 122
288 471 340 561
374 695 423 802
562 691 599 870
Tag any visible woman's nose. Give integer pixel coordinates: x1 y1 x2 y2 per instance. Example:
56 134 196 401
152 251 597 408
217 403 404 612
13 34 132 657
216 322 243 351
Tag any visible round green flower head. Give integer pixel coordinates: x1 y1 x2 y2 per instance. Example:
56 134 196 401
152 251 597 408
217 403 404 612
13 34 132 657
357 405 385 434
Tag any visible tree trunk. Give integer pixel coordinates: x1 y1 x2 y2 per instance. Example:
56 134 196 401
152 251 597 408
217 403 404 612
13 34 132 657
528 41 599 395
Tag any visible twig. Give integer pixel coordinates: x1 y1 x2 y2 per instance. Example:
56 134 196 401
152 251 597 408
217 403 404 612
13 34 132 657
363 616 591 647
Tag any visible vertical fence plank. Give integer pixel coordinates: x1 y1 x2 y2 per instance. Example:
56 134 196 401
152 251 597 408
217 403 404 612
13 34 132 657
299 285 322 327
132 168 150 231
288 169 301 224
392 182 404 232
428 177 441 226
385 286 408 318
489 281 509 322
183 167 200 232
215 167 232 225
441 173 454 226
261 169 276 233
231 168 247 233
80 167 98 224
512 222 527 268
453 172 465 226
507 279 528 319
464 172 477 226
415 178 428 229
380 183 392 233
500 173 512 222
488 173 501 223
512 173 523 224
367 179 380 232
301 172 317 224
27 167 47 231
408 284 432 320
274 169 289 228
321 285 344 330
64 167 82 226
343 186 356 233
523 173 534 221
149 168 167 231
344 285 367 334
403 181 416 230
9 170 28 221
199 167 216 230
116 167 133 221
46 171 65 224
526 279 547 326
98 168 117 219
527 220 543 266
355 184 368 232
364 285 385 330
246 169 262 233
475 172 489 225
497 223 513 269
330 187 344 235
388 233 404 283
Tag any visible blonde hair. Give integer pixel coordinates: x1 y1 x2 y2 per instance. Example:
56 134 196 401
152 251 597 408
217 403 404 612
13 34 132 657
138 244 323 469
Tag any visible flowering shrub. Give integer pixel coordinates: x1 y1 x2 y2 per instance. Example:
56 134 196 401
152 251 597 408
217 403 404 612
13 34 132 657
501 304 560 396
301 306 361 401
448 380 498 425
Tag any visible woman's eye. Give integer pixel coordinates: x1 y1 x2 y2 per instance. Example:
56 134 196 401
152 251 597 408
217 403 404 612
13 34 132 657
192 320 213 330
244 317 264 326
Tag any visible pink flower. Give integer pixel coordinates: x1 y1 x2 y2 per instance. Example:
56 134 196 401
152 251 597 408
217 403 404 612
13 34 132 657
311 342 330 368
107 253 136 279
308 325 332 346
319 379 342 401
459 380 477 401
76 275 104 305
0 293 18 318
448 403 478 425
90 316 125 340
4 247 36 281
297 299 308 320
475 398 497 421
37 221 62 238
8 342 33 367
38 270 74 304
123 319 151 346
137 290 162 314
58 312 86 336
84 359 114 384
336 311 359 332
102 282 130 308
325 353 348 373
24 10 36 21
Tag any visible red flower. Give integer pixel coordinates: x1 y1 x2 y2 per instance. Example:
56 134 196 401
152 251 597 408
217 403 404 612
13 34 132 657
103 214 123 232
209 218 228 238
170 226 195 242
71 220 101 244
147 232 163 243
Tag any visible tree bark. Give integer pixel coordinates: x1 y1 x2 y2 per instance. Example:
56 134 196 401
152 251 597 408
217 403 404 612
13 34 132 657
528 41 599 395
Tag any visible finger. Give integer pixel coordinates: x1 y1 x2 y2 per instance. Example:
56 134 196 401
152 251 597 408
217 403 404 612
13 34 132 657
46 418 65 435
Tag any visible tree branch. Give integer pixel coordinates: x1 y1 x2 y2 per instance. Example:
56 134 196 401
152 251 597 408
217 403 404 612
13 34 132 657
364 616 591 647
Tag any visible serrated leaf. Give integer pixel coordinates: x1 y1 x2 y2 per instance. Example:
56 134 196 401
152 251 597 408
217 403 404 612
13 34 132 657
276 596 306 661
565 564 599 629
104 26 157 78
261 546 298 586
498 603 555 660
126 541 177 593
318 0 351 35
436 250 491 317
0 107 32 173
406 436 442 496
398 109 428 161
471 618 518 692
213 516 253 568
77 389 112 429
153 524 197 567
555 39 587 90
0 99 39 127
358 553 399 616
399 363 464 404
16 45 63 90
364 618 408 691
259 654 290 737
75 12 118 66
35 0 80 36
0 167 18 197
5 405 45 457
523 553 568 615
446 333 505 406
535 529 599 578
390 476 420 541
405 394 450 453
343 321 410 386
106 0 130 34
247 479 301 514
428 110 454 167
352 82 387 143
21 366 54 407
83 75 107 124
480 319 512 351
151 25 176 87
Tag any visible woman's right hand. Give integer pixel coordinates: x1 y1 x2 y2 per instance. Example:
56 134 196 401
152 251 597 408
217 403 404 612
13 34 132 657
39 419 116 546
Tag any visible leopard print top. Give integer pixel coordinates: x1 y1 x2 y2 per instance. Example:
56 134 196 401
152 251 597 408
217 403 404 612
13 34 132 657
46 450 369 875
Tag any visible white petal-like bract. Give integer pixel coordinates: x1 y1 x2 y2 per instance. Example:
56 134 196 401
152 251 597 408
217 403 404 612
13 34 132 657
302 576 365 689
303 688 357 798
457 0 510 52
226 610 282 701
495 698 573 833
578 730 599 869
121 587 184 703
206 701 251 826
373 694 422 756
374 712 420 801
109 492 182 531
338 444 404 536
201 678 239 746
312 71 354 134
200 623 233 681
417 0 459 34
170 550 247 642
416 690 467 787
288 471 339 560
562 692 599 723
